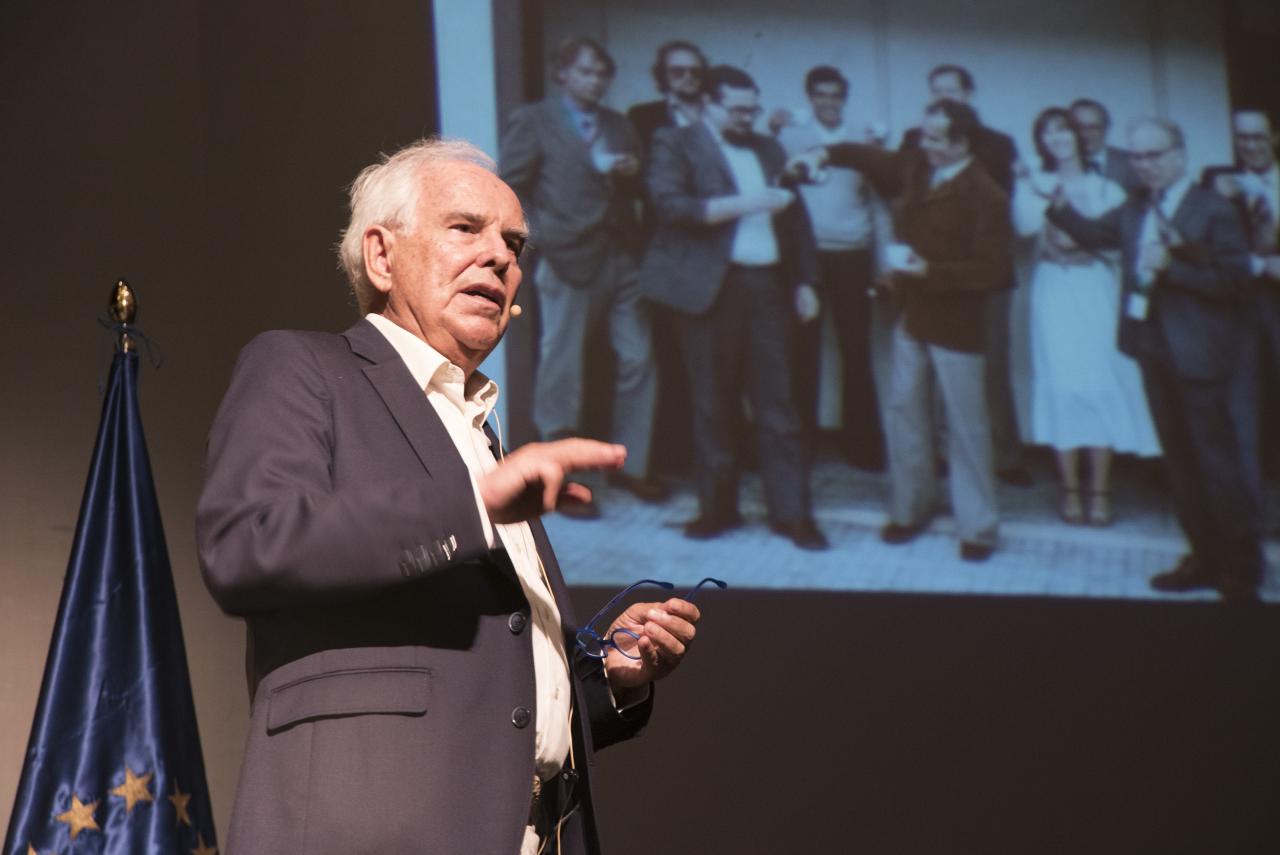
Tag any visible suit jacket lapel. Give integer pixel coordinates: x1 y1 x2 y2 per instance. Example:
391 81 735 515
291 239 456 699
691 122 735 191
545 99 599 172
343 318 468 483
479 422 577 624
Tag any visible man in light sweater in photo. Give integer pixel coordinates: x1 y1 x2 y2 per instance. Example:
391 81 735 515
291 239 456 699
775 65 888 472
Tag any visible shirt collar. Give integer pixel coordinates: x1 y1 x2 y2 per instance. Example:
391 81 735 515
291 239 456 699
365 313 499 427
932 155 973 187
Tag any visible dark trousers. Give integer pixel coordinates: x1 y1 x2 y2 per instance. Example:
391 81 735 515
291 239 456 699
792 249 885 465
985 284 1024 470
678 264 810 523
1141 358 1264 586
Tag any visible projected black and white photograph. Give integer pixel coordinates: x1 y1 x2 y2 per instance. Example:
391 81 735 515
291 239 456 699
443 0 1280 602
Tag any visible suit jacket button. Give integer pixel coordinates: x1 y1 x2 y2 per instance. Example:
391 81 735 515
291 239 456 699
508 612 528 634
512 706 532 729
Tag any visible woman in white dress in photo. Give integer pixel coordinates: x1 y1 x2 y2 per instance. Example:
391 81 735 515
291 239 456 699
1013 107 1161 526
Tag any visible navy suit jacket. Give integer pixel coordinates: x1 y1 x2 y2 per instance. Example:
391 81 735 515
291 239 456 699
197 319 649 854
638 122 819 315
1048 183 1254 381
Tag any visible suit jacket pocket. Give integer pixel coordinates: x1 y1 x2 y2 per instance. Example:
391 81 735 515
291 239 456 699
266 666 431 733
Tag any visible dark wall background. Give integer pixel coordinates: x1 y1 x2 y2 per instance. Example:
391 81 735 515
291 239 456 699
2 1 1278 851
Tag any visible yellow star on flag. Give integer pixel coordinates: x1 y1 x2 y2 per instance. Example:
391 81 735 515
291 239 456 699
191 832 218 855
110 766 155 814
169 780 193 827
54 794 100 840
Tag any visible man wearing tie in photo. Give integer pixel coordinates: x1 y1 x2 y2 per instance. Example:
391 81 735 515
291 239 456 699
1049 118 1261 602
787 99 1014 561
501 37 665 517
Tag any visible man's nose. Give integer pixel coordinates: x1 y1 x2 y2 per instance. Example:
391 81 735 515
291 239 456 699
477 231 515 272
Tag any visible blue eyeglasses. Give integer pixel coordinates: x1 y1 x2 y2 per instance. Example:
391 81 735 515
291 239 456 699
575 577 727 660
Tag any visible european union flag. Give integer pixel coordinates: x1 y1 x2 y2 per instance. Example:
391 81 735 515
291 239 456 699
4 349 218 855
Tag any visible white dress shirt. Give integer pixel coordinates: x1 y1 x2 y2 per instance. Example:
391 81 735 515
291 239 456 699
706 119 780 266
365 313 573 783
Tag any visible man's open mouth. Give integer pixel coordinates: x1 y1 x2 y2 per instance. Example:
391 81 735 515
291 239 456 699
462 284 504 307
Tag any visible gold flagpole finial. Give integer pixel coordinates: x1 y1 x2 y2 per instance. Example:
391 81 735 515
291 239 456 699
108 279 137 353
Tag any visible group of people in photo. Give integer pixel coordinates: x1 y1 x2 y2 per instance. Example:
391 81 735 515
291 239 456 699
498 35 1279 602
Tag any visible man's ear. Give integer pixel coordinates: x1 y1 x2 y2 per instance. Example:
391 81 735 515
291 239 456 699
363 226 395 296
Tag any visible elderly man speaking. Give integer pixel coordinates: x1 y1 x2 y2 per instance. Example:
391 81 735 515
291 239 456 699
196 138 703 854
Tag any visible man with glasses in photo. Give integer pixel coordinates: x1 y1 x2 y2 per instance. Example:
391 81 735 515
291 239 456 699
1048 118 1262 602
773 64 889 473
627 40 708 154
640 64 828 550
198 138 705 854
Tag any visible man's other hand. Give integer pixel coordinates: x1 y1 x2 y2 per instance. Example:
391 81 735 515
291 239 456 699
784 149 827 182
603 597 701 693
794 283 821 322
480 439 626 524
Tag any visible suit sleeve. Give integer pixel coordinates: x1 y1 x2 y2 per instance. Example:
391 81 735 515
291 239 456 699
498 105 542 204
1162 193 1254 300
1046 199 1124 250
574 651 654 751
825 142 905 199
646 128 712 228
918 183 1014 293
196 332 491 616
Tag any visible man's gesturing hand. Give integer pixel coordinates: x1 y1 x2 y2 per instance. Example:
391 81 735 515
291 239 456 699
479 439 626 524
603 598 701 692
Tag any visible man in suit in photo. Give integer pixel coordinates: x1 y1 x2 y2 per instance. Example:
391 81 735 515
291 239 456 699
1048 118 1262 601
1204 109 1280 510
625 40 710 477
774 64 888 471
899 64 1030 487
640 64 828 550
197 139 704 854
1069 97 1143 197
500 37 665 518
788 99 1014 561
626 40 708 154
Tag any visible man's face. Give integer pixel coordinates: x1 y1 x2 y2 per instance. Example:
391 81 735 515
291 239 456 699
705 86 761 139
380 161 527 369
920 112 968 168
807 81 847 129
663 48 704 101
1234 111 1277 173
928 71 970 103
1128 123 1186 193
559 48 612 109
1070 105 1108 157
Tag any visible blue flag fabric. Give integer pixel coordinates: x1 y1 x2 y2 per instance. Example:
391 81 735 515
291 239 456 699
4 351 218 855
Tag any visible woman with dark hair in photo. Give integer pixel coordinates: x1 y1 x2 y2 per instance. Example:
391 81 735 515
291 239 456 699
1013 107 1160 525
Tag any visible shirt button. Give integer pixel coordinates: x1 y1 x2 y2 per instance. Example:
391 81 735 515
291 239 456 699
508 612 528 634
512 706 532 729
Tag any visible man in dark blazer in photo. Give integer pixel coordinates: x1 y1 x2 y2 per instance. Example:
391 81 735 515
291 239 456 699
1070 97 1143 196
898 64 1030 487
500 37 664 517
639 64 827 550
626 39 708 155
197 139 703 854
788 99 1014 561
1048 117 1263 602
1203 109 1280 494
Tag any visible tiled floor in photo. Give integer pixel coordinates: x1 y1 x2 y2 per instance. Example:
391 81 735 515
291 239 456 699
547 453 1280 602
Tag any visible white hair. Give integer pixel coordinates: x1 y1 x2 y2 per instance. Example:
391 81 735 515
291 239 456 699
337 137 497 312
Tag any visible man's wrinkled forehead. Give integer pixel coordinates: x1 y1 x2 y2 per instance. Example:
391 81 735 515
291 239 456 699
1234 111 1273 138
417 160 525 227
